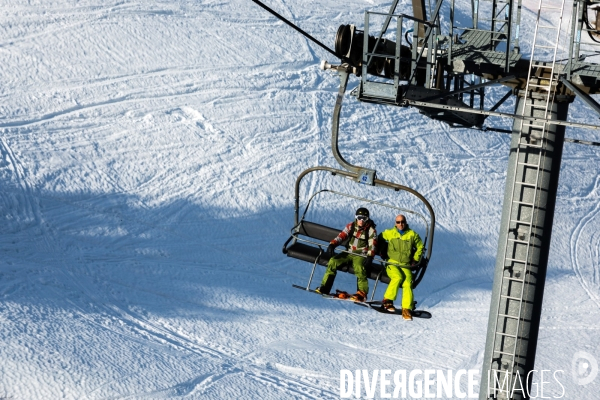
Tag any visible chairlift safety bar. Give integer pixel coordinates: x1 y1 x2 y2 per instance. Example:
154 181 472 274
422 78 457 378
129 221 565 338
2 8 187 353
299 188 430 246
287 232 428 272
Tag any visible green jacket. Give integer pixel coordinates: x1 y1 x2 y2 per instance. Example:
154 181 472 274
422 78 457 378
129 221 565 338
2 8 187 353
379 227 424 267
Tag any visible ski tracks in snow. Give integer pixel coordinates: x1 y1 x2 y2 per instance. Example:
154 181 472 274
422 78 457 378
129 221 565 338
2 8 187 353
2 0 598 399
55 262 338 399
570 175 600 309
0 136 55 254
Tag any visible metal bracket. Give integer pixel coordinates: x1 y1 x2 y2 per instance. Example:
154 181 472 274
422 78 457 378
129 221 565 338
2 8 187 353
357 168 377 186
559 76 600 119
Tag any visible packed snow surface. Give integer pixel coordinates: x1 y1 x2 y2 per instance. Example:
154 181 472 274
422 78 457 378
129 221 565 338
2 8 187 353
0 0 599 399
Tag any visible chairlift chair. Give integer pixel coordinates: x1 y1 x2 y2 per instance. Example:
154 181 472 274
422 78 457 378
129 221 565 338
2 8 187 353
280 34 435 302
283 166 435 301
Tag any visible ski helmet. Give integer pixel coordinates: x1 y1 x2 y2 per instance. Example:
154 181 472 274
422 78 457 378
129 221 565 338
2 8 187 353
355 207 370 219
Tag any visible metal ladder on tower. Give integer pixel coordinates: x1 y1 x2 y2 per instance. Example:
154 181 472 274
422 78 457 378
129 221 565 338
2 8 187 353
486 0 566 397
521 0 566 123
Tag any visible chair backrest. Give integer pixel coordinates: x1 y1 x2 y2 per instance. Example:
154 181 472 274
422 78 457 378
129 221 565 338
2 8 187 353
287 220 392 285
296 221 340 243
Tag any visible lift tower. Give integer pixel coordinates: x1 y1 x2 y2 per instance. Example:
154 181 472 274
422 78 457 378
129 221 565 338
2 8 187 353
322 0 600 397
252 0 600 397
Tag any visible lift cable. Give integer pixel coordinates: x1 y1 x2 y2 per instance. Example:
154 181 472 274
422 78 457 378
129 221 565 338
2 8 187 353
251 0 341 60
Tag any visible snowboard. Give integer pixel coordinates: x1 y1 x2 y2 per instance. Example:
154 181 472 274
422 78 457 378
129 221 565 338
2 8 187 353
292 284 431 317
364 300 432 319
324 289 372 307
292 284 367 304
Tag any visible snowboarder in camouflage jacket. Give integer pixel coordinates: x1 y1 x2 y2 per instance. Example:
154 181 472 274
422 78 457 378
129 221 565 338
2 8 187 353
316 207 377 302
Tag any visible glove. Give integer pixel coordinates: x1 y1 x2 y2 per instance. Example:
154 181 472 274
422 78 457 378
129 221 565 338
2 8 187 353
327 244 336 257
363 256 373 269
377 240 389 261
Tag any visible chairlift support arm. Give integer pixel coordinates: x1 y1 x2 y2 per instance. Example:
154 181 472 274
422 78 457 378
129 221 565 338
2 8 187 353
330 67 378 185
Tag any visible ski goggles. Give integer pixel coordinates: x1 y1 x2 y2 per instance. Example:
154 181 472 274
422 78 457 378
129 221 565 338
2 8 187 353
355 215 369 221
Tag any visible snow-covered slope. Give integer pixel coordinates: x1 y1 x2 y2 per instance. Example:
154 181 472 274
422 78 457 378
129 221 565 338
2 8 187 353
0 0 599 398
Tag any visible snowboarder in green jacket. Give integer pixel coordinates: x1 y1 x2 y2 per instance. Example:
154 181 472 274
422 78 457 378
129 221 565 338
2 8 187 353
378 215 424 320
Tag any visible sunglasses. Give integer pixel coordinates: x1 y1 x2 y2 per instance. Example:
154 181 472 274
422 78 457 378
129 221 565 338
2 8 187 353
356 215 369 221
395 220 407 224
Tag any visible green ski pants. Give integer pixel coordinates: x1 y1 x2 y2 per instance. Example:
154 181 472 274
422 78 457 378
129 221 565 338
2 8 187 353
321 253 369 294
383 263 413 310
